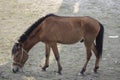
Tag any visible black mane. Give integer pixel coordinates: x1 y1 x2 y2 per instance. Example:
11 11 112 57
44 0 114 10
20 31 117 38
18 14 55 43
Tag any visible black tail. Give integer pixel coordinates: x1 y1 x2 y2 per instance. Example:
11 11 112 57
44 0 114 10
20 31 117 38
96 23 104 58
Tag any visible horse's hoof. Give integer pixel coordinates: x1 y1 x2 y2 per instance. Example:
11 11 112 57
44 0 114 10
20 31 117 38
53 71 62 75
80 68 86 74
94 66 99 73
42 65 49 71
42 69 46 71
58 71 62 75
42 67 46 71
78 72 84 76
94 69 97 73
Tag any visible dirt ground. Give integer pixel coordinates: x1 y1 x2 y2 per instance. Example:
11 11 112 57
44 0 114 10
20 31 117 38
0 0 120 80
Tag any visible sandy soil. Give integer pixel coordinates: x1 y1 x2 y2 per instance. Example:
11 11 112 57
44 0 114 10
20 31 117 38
0 0 120 80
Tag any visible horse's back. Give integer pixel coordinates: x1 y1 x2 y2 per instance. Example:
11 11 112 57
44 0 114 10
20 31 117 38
40 15 100 44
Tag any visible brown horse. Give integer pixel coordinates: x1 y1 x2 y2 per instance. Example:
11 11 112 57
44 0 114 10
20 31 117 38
12 14 104 74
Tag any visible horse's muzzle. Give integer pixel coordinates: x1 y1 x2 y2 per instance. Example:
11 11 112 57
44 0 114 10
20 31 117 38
12 65 22 73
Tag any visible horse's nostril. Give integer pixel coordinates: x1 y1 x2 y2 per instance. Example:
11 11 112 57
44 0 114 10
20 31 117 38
12 67 19 73
12 69 16 73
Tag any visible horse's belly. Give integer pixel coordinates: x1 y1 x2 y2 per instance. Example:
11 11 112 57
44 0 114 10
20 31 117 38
57 34 82 44
58 40 80 44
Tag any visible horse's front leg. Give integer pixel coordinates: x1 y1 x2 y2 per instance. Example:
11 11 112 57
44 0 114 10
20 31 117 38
50 42 62 75
42 43 51 71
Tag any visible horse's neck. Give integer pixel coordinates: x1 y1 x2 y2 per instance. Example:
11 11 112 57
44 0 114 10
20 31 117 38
23 38 39 52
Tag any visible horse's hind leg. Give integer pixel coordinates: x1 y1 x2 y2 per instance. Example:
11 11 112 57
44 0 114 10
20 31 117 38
92 43 99 73
42 43 51 71
50 42 62 75
80 40 92 74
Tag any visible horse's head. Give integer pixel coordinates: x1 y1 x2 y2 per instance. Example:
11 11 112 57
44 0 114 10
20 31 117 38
11 42 29 73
